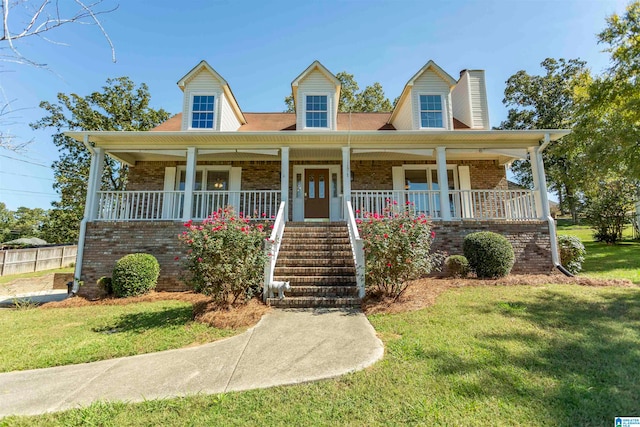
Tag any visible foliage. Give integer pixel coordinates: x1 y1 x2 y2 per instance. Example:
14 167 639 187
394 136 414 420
284 71 393 112
574 1 640 182
357 202 442 298
444 255 470 278
97 276 113 295
463 231 515 278
584 179 636 244
557 235 586 274
31 77 171 242
112 253 160 298
179 207 269 303
0 203 50 242
499 58 591 220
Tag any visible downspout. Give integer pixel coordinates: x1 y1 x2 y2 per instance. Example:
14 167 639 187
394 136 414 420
537 133 573 277
71 135 96 295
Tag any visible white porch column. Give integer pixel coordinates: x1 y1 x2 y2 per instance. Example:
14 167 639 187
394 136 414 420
183 147 197 221
533 146 552 219
436 146 451 220
528 146 544 219
280 147 289 220
342 147 351 203
86 147 105 221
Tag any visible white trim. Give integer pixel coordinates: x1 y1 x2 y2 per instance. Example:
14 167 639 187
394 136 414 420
301 92 332 130
175 165 234 191
292 164 342 221
393 163 459 191
417 93 446 130
187 92 221 131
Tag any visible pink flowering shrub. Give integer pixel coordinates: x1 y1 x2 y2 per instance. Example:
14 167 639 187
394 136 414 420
357 202 443 298
178 207 269 303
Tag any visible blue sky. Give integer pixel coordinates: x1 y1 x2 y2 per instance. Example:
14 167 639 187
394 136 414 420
0 0 629 210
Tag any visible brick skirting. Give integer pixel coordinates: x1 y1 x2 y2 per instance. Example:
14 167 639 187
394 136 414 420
79 219 553 299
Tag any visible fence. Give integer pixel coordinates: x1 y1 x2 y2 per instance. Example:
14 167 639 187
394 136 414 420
0 245 77 276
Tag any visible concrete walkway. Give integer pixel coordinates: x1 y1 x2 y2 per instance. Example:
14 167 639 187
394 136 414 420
0 290 68 308
0 308 384 417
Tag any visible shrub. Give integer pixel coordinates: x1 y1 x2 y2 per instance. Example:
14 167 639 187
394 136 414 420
357 202 443 298
112 253 160 297
97 276 113 295
558 234 586 274
463 232 514 279
584 179 635 244
444 255 470 278
178 207 268 303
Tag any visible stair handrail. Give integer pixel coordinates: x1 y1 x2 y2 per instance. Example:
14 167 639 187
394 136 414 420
263 201 287 301
345 200 366 298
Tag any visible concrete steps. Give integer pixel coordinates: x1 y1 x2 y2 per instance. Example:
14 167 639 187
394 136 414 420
268 222 360 309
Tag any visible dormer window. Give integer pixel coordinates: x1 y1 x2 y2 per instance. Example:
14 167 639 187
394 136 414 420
419 95 444 128
305 95 328 128
191 95 215 129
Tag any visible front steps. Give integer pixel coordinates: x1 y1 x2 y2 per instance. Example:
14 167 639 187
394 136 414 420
267 222 361 308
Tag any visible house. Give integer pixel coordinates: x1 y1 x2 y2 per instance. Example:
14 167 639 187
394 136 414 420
66 60 569 303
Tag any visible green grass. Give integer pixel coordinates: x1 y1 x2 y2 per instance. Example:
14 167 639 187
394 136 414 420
556 220 640 284
0 300 238 372
6 284 640 426
0 267 74 286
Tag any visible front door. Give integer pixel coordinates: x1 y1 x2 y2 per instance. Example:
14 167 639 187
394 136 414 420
304 169 330 219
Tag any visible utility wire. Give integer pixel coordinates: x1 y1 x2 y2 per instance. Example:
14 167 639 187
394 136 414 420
0 154 51 168
0 171 55 181
0 188 57 196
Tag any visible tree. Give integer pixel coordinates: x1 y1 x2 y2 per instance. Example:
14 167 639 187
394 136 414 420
284 71 393 113
499 58 591 221
31 77 171 242
584 178 636 244
13 207 47 238
0 202 16 242
574 1 640 182
0 0 117 151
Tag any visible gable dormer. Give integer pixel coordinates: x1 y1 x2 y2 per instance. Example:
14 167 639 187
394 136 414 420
451 69 490 129
291 61 341 131
177 60 246 131
389 60 457 131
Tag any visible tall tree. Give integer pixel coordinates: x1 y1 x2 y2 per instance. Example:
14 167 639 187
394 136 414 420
284 71 393 112
499 58 591 220
574 1 640 182
31 77 171 242
0 202 16 242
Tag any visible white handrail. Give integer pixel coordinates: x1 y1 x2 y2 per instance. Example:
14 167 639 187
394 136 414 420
345 200 365 298
263 201 287 301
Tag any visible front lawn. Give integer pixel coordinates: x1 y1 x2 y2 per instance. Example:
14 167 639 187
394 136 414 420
556 220 639 284
7 284 640 426
0 300 239 372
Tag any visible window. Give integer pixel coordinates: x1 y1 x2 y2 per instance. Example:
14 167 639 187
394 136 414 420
404 167 457 216
419 95 443 128
191 95 215 129
305 95 328 128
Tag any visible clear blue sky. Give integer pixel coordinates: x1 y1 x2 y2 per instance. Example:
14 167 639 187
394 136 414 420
0 0 629 211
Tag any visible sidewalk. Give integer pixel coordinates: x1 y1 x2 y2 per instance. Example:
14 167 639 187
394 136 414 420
0 290 69 307
0 308 384 417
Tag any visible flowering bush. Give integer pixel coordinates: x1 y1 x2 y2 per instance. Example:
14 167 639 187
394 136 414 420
357 202 443 298
178 207 269 303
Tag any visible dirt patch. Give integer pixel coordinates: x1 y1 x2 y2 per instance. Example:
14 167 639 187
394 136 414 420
0 273 57 295
41 291 270 329
362 274 636 315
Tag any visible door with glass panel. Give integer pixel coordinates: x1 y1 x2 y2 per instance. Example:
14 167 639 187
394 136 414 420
304 169 330 219
404 168 456 218
177 169 230 218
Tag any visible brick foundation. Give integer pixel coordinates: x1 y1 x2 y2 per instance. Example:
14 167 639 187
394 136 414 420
79 219 553 299
431 221 554 275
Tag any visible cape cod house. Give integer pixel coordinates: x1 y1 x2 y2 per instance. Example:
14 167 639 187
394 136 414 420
67 60 569 305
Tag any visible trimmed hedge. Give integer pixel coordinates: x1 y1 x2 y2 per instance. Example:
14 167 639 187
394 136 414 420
112 253 160 298
558 234 586 274
463 232 515 279
444 255 470 278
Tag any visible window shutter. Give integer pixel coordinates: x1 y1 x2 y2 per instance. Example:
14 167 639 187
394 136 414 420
458 165 473 218
229 167 242 191
392 166 404 191
163 167 177 219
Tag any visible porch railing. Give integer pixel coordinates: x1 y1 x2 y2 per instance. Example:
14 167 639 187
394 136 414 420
351 189 538 220
263 201 287 301
95 190 281 221
345 200 365 298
